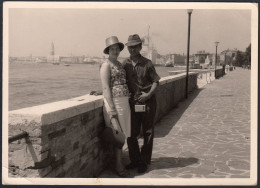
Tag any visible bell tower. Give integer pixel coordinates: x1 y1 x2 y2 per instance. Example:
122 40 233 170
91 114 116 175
50 42 55 56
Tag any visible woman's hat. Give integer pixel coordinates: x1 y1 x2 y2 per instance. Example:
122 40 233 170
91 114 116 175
104 36 124 54
125 34 142 47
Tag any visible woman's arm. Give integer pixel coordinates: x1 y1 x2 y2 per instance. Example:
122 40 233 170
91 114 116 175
122 58 131 68
100 63 116 113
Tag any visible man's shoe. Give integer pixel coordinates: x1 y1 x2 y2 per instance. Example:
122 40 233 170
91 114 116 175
137 163 148 173
114 168 130 178
125 162 139 170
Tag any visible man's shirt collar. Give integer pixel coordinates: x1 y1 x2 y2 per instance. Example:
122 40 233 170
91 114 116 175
130 54 142 62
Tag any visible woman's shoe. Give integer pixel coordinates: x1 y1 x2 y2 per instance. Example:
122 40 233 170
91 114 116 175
115 168 130 177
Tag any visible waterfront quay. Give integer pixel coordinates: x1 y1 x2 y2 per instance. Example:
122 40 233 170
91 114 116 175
7 67 254 185
99 67 251 179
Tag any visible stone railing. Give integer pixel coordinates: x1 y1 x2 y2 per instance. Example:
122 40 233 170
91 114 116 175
215 67 225 78
168 70 186 76
192 69 215 88
169 67 228 79
154 72 197 122
169 69 216 88
8 72 198 178
229 66 234 71
224 65 234 73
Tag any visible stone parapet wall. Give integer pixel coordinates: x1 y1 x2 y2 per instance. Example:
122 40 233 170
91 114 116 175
9 95 113 177
215 68 225 78
8 73 198 178
169 69 216 88
229 66 234 71
155 72 197 122
194 70 215 88
168 70 186 76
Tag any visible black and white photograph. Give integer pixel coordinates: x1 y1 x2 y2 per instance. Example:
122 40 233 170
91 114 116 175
2 2 258 186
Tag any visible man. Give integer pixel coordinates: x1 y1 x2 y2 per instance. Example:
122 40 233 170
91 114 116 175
123 34 160 173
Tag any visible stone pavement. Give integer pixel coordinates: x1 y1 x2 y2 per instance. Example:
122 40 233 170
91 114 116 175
99 68 251 178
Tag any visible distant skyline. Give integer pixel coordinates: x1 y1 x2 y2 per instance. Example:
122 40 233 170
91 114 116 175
8 3 252 57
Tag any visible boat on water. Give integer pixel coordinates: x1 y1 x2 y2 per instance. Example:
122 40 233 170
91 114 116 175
165 61 174 67
52 62 60 65
165 56 174 67
83 57 96 65
35 58 47 63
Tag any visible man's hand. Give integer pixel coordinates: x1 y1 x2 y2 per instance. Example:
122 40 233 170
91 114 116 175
138 91 151 103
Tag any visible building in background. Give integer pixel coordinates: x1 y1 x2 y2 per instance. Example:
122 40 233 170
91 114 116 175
162 54 185 66
193 50 211 69
47 42 60 64
185 55 195 68
220 48 239 66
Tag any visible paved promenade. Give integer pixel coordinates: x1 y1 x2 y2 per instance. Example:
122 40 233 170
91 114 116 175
99 68 251 179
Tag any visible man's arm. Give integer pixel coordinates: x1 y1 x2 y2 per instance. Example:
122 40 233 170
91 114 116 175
138 61 160 103
138 81 159 103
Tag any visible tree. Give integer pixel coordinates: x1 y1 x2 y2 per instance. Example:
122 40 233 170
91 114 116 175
245 43 251 66
236 51 245 67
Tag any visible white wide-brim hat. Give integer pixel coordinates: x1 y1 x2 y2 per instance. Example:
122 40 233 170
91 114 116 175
103 36 124 54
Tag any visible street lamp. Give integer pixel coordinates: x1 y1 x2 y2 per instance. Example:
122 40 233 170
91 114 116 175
214 41 219 78
185 9 193 99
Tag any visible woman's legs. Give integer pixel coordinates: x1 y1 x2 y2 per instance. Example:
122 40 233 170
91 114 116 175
114 147 129 177
105 97 130 176
115 147 124 170
113 97 131 137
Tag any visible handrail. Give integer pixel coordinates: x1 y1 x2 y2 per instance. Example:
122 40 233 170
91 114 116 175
9 131 28 143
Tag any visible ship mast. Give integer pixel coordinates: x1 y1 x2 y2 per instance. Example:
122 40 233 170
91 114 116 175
50 42 55 63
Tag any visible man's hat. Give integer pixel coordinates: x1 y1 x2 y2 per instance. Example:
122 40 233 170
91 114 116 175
103 36 124 54
125 34 142 47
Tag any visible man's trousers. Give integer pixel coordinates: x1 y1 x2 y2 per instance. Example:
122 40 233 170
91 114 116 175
127 95 157 165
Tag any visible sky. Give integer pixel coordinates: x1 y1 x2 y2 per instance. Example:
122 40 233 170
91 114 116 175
8 4 252 57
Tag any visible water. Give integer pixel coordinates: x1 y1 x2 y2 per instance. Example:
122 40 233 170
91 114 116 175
8 62 180 111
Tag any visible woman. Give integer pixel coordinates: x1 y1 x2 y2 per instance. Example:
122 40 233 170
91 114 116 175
100 36 131 177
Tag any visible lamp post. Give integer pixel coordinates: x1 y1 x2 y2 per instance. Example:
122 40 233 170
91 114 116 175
185 9 193 99
224 52 226 65
214 41 219 78
148 25 150 50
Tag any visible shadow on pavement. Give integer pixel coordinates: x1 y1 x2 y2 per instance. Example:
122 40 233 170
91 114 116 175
150 157 199 170
154 88 204 138
128 157 199 177
100 155 199 178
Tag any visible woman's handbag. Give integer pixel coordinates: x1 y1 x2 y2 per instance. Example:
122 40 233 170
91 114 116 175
99 117 126 149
